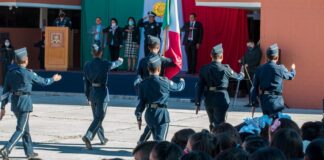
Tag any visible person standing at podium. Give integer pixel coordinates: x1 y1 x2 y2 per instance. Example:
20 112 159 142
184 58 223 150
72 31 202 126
53 10 72 29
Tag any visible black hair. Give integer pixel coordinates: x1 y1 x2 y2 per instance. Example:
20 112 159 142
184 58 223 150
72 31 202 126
249 147 287 160
189 131 217 157
243 135 269 154
148 64 161 74
214 133 238 156
148 42 160 50
171 128 196 150
305 138 324 160
127 17 136 27
151 141 183 160
181 151 213 160
132 141 158 159
190 13 197 18
301 121 324 141
215 148 249 160
212 123 242 144
110 18 118 25
271 129 303 159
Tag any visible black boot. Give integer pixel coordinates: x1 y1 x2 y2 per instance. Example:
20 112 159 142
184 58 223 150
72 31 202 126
82 136 92 150
27 152 39 160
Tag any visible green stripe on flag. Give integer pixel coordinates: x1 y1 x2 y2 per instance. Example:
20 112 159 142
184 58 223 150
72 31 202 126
162 0 170 29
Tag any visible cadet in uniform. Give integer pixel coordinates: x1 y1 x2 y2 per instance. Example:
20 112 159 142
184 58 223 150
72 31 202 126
0 48 62 160
195 43 244 131
138 11 162 57
135 56 185 141
82 44 123 149
134 35 175 144
251 43 296 117
239 40 262 107
53 10 72 28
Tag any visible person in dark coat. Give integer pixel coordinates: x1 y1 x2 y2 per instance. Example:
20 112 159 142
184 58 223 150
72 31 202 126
34 32 45 69
0 47 62 160
82 44 123 149
251 43 296 117
195 43 244 131
123 17 140 72
103 18 123 71
1 39 15 85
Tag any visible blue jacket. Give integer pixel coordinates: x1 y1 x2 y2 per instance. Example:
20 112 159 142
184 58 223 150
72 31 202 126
1 65 54 112
135 75 185 125
251 61 296 115
83 58 123 103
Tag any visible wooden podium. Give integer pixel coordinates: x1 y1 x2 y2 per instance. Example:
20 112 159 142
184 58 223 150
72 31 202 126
45 27 73 71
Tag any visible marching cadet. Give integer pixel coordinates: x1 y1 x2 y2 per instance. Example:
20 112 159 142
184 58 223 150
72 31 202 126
134 35 174 144
135 56 185 141
138 11 162 57
195 43 244 131
251 43 296 117
53 10 72 29
0 48 62 160
82 44 123 150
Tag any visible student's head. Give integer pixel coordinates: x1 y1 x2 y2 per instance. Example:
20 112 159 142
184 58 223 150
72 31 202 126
110 18 118 27
249 147 287 160
96 17 102 25
212 123 242 145
147 36 160 54
171 128 196 150
128 17 136 26
15 47 29 67
271 129 303 160
133 141 158 160
301 121 324 141
243 135 269 154
211 43 224 62
91 44 103 58
148 56 161 75
266 43 279 62
149 141 183 160
215 148 249 160
189 13 196 22
214 133 238 156
186 130 217 157
269 118 301 141
181 151 213 160
304 138 324 160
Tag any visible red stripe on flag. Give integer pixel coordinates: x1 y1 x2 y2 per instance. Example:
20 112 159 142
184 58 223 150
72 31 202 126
165 31 182 79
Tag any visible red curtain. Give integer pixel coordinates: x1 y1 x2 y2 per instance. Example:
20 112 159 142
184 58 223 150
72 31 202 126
182 0 248 72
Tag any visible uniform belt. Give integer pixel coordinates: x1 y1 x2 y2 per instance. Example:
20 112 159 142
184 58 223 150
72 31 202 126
13 92 31 96
92 83 106 87
148 104 167 109
262 90 282 96
208 87 227 91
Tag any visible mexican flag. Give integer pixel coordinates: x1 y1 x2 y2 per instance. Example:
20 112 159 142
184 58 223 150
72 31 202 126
162 0 183 79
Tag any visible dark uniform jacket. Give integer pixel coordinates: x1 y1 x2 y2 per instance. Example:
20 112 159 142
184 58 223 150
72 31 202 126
84 58 123 103
138 19 162 42
1 65 54 112
195 62 243 108
251 61 296 115
181 21 203 45
135 75 185 125
53 17 72 28
137 53 175 79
